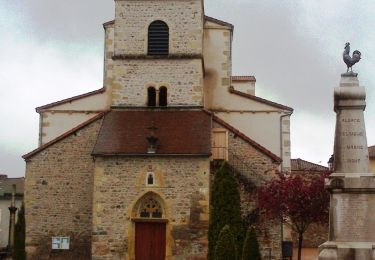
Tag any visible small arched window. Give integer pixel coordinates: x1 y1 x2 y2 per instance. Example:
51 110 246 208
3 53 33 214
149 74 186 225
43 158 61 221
147 173 154 185
159 87 168 107
139 197 163 219
148 21 169 56
147 87 156 107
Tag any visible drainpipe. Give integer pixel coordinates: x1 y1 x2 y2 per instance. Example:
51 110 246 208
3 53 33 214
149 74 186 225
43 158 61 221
38 113 43 147
279 111 293 256
279 111 293 172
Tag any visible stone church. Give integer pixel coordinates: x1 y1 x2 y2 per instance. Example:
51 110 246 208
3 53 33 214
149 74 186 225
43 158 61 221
23 0 293 259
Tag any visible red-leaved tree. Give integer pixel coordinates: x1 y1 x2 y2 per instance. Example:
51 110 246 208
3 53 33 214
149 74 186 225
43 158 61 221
258 172 330 260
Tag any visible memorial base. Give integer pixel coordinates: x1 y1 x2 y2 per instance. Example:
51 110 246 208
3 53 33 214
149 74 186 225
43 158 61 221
319 241 375 260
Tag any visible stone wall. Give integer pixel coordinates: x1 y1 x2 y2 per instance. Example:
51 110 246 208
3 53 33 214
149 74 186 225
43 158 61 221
24 119 102 259
212 121 282 259
91 156 210 260
110 59 203 106
292 223 328 248
213 121 279 185
114 0 203 56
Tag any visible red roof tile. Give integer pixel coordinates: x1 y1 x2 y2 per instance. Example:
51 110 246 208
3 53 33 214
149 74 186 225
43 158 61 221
23 111 108 160
291 159 329 172
229 87 294 112
92 110 211 156
36 88 106 112
103 20 115 28
207 111 282 163
231 76 256 82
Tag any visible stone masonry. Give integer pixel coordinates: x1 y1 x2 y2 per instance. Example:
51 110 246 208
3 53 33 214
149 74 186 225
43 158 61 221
110 59 203 106
114 0 203 56
212 121 282 259
91 156 210 260
24 118 103 259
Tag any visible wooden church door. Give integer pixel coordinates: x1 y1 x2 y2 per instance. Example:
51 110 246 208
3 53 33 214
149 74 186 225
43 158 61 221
135 222 166 260
135 196 166 260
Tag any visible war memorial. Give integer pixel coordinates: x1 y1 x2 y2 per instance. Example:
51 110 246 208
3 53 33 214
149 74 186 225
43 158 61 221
319 44 375 259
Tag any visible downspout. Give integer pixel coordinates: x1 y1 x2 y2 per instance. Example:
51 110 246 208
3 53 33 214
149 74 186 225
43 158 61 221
38 112 43 147
279 111 293 257
279 111 293 172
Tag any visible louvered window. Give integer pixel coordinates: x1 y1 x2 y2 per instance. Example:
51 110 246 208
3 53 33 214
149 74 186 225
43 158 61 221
148 21 169 56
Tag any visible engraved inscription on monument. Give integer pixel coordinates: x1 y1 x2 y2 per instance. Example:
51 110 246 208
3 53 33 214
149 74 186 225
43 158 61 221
333 194 375 241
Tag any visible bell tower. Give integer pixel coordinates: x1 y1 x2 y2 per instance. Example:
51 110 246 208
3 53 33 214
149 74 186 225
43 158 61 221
104 0 205 108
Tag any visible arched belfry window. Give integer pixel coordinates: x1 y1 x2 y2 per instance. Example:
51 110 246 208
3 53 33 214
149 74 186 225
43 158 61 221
147 87 156 107
139 197 163 219
159 87 167 107
148 21 169 56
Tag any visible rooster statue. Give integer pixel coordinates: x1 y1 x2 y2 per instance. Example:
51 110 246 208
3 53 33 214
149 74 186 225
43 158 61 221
343 42 361 73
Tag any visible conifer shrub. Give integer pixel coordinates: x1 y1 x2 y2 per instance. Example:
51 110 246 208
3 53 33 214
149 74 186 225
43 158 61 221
242 228 261 260
214 225 237 260
208 161 244 260
13 204 26 260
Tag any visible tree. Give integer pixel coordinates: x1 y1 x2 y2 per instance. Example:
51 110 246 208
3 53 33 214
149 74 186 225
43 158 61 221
242 228 261 260
13 203 26 260
214 225 237 260
208 161 244 260
258 172 330 260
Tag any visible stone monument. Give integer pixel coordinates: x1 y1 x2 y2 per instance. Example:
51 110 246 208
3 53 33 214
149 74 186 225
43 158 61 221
319 44 375 259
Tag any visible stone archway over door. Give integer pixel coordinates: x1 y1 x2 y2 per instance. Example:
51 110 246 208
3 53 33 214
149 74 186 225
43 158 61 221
135 222 166 260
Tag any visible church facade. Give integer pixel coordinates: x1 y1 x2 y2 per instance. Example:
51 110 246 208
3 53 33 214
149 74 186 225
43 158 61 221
23 0 293 259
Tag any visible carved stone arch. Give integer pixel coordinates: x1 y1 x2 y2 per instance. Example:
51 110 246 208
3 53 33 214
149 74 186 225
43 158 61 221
128 191 171 259
131 191 168 220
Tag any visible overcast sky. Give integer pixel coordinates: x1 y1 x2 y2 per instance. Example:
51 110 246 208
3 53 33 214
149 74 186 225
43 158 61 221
1 0 374 177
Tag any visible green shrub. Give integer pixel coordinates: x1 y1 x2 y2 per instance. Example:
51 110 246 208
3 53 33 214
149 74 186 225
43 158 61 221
208 161 244 260
242 228 261 260
214 225 237 260
13 204 26 260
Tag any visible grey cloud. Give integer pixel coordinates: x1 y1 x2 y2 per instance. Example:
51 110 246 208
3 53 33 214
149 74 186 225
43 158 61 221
6 0 114 43
0 149 25 178
1 0 374 175
205 0 374 114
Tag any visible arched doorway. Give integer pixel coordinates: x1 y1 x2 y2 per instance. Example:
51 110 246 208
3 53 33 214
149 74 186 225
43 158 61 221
134 195 167 260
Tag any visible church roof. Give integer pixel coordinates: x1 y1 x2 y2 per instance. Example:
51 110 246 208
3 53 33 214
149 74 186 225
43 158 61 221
23 111 108 160
209 112 282 163
36 87 106 112
204 16 234 30
231 76 256 82
92 110 211 156
291 158 329 172
229 87 294 112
